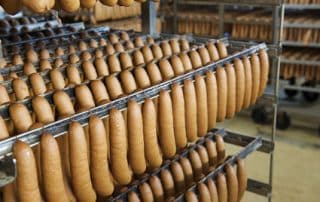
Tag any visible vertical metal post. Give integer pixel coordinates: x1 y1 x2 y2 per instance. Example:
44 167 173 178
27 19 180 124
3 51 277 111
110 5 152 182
268 4 284 202
173 0 178 34
141 1 158 35
218 4 225 37
0 40 3 58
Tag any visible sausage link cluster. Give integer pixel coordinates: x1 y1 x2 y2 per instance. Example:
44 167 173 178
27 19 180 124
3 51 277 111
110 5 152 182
0 0 160 15
0 38 223 137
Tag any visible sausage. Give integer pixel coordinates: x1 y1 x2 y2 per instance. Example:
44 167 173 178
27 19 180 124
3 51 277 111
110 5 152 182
0 115 9 140
133 50 145 66
32 96 54 124
50 68 66 90
184 79 198 142
234 59 245 113
149 175 164 202
250 54 261 104
198 183 211 202
160 169 175 198
82 61 98 81
13 140 42 202
100 0 117 6
169 39 180 54
90 80 110 105
205 139 217 167
40 59 52 71
68 122 96 201
171 161 185 192
258 49 269 97
216 135 225 164
88 116 114 196
105 75 124 100
75 85 95 111
139 183 154 202
23 62 37 75
118 0 134 6
80 0 96 8
29 73 47 95
151 44 163 60
225 164 238 202
142 98 163 169
53 91 75 118
179 52 193 72
120 70 138 94
242 56 252 109
171 55 185 75
190 50 202 69
198 47 211 65
3 182 17 202
59 0 80 12
159 59 175 80
180 39 190 51
197 145 209 174
128 100 147 175
134 66 151 89
0 84 10 105
217 41 228 58
41 133 69 202
142 45 154 63
185 191 198 202
109 33 119 44
94 58 109 77
171 83 187 150
195 75 208 137
216 66 227 122
179 157 194 186
206 71 218 130
12 78 30 100
120 52 133 70
237 158 247 200
189 150 203 180
207 178 218 202
128 191 141 202
206 42 220 62
66 65 81 85
109 108 132 185
158 90 176 158
161 41 172 56
226 64 236 119
9 103 33 133
146 62 163 85
216 173 228 202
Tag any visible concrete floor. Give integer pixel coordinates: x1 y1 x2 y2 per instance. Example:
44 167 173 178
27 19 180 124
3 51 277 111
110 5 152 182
217 115 320 202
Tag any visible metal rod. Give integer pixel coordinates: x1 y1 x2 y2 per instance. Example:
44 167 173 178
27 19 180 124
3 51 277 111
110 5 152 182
141 1 158 35
218 4 225 38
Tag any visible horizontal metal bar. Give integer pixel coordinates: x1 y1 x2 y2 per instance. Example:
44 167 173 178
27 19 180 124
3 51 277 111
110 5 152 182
176 0 282 6
283 41 320 48
281 84 320 93
175 136 263 201
284 22 320 29
281 58 320 66
247 178 272 197
222 129 274 153
285 4 320 9
0 42 267 159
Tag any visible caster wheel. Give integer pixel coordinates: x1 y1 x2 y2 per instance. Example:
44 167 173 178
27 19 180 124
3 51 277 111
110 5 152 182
302 81 319 102
251 106 268 124
284 77 298 99
277 111 291 130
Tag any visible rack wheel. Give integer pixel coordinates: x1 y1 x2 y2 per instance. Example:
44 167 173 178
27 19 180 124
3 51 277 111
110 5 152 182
302 81 319 103
276 111 291 130
284 77 298 99
251 106 269 124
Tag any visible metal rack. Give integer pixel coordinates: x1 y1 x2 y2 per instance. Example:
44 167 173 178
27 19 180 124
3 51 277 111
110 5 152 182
168 1 284 201
0 2 277 201
0 36 268 191
111 129 274 201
